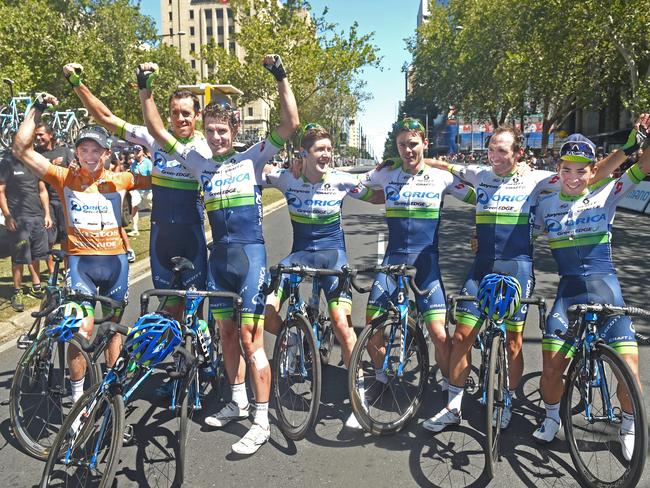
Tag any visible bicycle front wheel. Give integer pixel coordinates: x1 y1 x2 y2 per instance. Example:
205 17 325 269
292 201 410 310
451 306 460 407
348 317 429 435
562 344 647 488
272 313 321 440
10 337 100 460
484 334 506 480
40 385 125 488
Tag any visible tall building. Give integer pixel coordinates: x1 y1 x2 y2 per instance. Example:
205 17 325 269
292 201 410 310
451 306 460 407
160 0 270 143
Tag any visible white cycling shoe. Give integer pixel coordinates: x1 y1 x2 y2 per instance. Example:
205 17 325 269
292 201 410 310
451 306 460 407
619 429 635 462
231 423 270 455
422 408 461 433
205 401 249 428
492 404 512 429
533 416 561 443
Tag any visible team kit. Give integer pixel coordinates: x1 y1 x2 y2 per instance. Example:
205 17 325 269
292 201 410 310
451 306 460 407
9 55 650 483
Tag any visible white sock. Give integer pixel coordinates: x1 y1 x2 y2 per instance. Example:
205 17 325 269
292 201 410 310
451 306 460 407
253 402 269 429
70 378 84 402
621 411 635 434
231 382 248 409
544 401 561 424
447 384 464 414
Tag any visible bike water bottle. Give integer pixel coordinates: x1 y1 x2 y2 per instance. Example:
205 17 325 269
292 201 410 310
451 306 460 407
197 320 215 375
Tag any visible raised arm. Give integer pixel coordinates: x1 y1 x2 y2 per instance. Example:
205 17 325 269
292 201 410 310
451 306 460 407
262 55 299 141
12 94 57 178
590 113 650 183
136 63 177 152
63 63 123 134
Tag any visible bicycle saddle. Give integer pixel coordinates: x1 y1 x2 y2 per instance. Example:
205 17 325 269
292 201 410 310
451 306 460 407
48 249 66 263
170 256 195 273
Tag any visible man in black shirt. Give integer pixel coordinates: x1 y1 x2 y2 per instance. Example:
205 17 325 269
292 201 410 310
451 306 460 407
34 123 74 273
0 152 52 311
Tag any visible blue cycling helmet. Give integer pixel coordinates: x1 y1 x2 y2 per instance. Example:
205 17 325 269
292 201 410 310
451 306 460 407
477 274 522 322
44 302 86 342
124 313 182 368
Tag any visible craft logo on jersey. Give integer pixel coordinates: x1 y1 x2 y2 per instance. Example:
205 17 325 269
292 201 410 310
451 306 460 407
286 192 302 208
70 197 108 214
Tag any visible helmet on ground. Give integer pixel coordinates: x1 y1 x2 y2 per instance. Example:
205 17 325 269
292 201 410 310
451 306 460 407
44 302 86 342
477 273 522 322
124 313 182 368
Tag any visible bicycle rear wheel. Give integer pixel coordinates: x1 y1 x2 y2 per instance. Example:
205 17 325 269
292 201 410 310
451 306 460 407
40 385 124 488
562 344 647 488
348 317 429 435
484 334 505 480
272 313 321 440
10 337 100 460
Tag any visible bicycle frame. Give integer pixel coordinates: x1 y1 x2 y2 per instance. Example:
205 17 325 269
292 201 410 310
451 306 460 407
571 311 617 424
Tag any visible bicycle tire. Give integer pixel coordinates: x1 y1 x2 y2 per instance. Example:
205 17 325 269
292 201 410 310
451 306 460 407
40 385 125 488
348 317 429 435
272 313 321 440
175 334 193 487
67 119 81 146
10 336 100 460
318 317 335 366
562 344 647 488
0 107 14 149
484 334 505 480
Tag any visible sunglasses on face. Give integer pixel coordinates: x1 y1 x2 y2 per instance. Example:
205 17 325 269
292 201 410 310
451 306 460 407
394 118 425 132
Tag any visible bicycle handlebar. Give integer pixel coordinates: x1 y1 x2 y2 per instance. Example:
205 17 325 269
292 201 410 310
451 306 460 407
140 288 243 316
31 291 124 324
72 321 130 353
446 293 547 330
349 264 430 296
555 303 650 342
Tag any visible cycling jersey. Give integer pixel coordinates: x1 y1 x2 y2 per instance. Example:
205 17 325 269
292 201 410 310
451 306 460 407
116 122 211 225
43 166 147 255
265 168 373 251
533 163 647 276
362 159 476 253
449 165 560 261
167 131 285 245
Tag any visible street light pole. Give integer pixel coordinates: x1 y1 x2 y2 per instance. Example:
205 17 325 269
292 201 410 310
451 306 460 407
159 30 187 53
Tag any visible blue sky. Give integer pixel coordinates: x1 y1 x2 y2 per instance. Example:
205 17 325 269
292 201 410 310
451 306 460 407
139 1 420 158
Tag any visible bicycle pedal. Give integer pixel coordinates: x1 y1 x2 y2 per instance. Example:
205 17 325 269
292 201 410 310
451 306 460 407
122 424 134 444
17 334 34 349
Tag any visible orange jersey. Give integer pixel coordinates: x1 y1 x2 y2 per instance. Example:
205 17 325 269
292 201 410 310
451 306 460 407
43 166 148 255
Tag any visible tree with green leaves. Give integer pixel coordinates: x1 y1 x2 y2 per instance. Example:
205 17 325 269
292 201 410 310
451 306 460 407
198 0 380 146
0 0 194 123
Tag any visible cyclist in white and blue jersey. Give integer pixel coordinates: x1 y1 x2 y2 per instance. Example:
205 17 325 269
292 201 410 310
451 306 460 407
263 124 383 425
532 122 649 458
424 124 633 434
137 55 299 455
358 118 476 428
64 63 211 319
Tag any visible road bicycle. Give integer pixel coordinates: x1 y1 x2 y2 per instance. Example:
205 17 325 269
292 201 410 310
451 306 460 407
139 264 242 486
0 77 32 149
45 108 88 145
39 311 190 488
266 263 358 440
447 290 546 480
347 264 430 435
558 303 650 488
9 249 123 460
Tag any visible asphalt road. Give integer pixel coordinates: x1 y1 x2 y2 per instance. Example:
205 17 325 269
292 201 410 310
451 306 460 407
0 194 649 487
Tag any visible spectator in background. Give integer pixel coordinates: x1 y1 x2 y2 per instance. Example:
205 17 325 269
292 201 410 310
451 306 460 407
0 151 52 311
34 123 74 276
127 144 152 236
